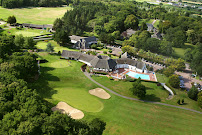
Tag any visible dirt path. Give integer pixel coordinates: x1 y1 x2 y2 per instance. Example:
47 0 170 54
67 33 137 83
84 72 202 114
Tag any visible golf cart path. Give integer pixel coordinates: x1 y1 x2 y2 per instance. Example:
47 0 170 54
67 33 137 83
84 72 202 114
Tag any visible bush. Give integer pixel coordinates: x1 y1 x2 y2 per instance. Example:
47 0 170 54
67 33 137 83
126 76 134 82
109 77 113 80
169 74 180 88
130 78 146 98
108 54 112 57
177 99 181 105
188 86 199 100
108 50 112 53
58 51 61 55
182 99 184 104
103 51 107 54
163 66 175 77
91 44 97 49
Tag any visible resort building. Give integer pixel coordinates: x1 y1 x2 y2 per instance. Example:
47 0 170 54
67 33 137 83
69 35 97 49
61 50 147 73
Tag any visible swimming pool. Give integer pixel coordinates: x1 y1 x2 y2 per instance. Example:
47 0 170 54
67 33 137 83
126 71 150 80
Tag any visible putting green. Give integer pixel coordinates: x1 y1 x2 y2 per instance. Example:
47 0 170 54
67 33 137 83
50 61 70 68
53 88 104 112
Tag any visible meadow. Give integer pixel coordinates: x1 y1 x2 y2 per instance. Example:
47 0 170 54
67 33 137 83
0 6 72 24
30 51 202 134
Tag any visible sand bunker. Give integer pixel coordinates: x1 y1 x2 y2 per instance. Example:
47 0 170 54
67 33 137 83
89 88 111 99
51 102 84 119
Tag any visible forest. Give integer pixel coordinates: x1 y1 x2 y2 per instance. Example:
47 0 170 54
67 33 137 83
0 34 106 134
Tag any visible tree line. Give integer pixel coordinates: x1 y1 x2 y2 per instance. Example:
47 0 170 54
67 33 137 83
0 0 67 8
0 34 106 134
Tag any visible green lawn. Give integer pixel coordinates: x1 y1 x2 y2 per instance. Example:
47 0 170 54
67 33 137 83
92 76 169 102
156 73 201 111
2 28 50 37
0 6 72 24
172 43 196 59
36 40 78 52
31 53 202 134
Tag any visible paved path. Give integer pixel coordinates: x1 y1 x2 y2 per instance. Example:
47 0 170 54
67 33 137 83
84 72 202 114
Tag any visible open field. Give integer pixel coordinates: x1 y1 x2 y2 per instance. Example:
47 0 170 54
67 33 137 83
31 53 202 134
2 28 50 37
0 6 71 24
36 40 78 52
172 43 196 59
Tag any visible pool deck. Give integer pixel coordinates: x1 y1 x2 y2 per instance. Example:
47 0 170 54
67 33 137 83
110 68 157 82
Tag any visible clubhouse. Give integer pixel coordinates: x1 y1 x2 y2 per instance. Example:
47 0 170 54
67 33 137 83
61 50 147 73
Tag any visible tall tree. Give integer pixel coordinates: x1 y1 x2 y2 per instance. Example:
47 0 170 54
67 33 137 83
124 14 139 30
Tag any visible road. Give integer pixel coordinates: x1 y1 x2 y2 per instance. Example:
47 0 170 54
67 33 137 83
83 72 202 114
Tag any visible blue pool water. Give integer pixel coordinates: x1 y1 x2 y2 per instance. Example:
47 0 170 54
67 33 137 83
126 72 150 80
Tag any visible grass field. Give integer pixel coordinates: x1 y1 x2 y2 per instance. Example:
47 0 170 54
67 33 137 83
0 6 72 24
31 53 202 134
36 40 78 52
2 28 50 37
172 43 196 59
92 76 168 102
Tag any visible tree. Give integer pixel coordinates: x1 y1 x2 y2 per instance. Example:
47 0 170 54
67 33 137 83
145 38 161 53
160 40 173 56
140 22 147 31
14 34 24 49
191 43 202 76
7 15 16 24
188 86 199 100
130 78 146 98
46 43 54 53
182 99 184 104
163 66 175 77
53 18 63 30
24 37 36 49
53 28 70 46
90 118 106 135
197 92 202 109
122 45 134 55
169 74 180 88
184 48 193 62
177 99 181 105
124 14 139 30
186 29 197 45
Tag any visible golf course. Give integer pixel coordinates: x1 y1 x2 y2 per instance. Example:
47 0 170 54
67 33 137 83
30 52 202 135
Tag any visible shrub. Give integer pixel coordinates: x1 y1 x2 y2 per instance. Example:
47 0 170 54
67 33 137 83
109 77 113 80
103 51 107 54
130 78 146 98
108 50 112 53
188 86 199 100
108 54 112 57
91 44 97 49
177 99 181 105
58 51 61 55
182 99 184 104
169 74 180 88
126 76 134 82
163 66 175 77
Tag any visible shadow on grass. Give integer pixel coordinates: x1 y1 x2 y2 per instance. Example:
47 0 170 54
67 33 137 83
142 94 161 102
28 66 59 99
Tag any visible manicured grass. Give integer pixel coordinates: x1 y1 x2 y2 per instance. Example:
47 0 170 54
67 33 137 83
36 40 78 52
156 73 201 111
32 53 202 134
92 76 169 102
172 43 196 59
153 19 160 28
0 6 72 24
2 28 50 37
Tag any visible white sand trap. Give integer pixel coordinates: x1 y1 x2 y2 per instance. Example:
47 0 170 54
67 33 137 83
89 88 111 99
51 102 84 119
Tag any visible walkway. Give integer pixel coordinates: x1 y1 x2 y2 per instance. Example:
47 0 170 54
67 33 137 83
84 72 202 114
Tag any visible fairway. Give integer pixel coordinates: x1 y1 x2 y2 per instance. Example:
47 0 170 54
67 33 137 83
31 53 202 135
0 6 72 24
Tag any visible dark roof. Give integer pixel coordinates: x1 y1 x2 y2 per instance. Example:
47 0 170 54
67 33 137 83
61 50 81 59
116 58 145 69
70 35 96 42
93 59 117 70
97 55 110 60
22 23 53 29
79 53 95 63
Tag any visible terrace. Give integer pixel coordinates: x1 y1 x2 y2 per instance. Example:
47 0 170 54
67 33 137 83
110 68 157 82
